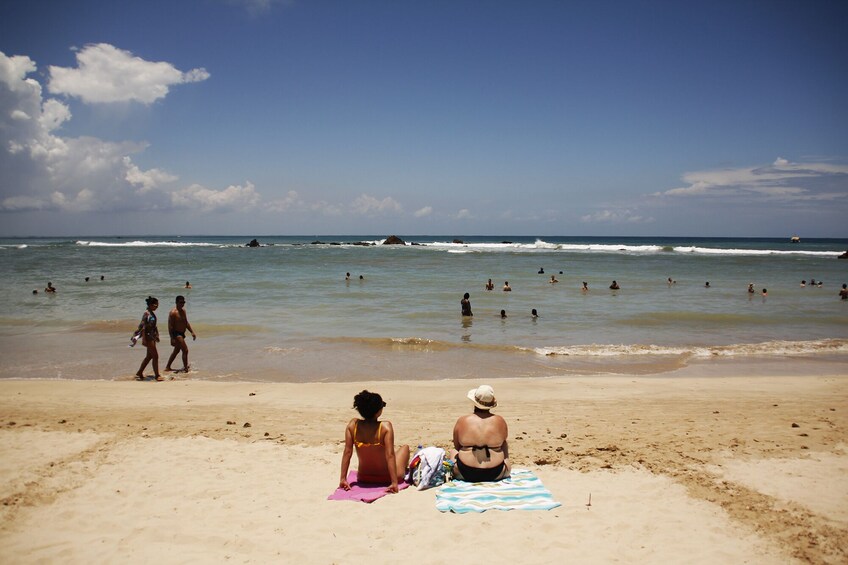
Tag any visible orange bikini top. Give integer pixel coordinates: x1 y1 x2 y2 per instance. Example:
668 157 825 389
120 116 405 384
353 420 383 448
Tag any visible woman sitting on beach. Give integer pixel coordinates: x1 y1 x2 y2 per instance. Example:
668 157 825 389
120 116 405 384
339 390 410 493
135 296 162 381
450 385 510 482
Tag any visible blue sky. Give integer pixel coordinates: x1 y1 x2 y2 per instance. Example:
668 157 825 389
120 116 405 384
1 0 846 237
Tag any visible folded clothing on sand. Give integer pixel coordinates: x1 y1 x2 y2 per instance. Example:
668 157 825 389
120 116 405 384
435 468 561 513
327 471 410 503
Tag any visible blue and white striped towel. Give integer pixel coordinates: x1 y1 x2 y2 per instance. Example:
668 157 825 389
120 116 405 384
435 468 561 513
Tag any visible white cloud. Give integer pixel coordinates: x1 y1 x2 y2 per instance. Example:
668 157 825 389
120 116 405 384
171 181 260 212
226 0 293 15
0 49 207 215
413 206 433 217
581 209 654 224
0 53 38 95
312 201 343 216
266 190 303 212
0 194 50 211
456 208 473 220
350 194 403 215
654 157 848 202
124 157 178 193
38 99 72 131
48 43 209 104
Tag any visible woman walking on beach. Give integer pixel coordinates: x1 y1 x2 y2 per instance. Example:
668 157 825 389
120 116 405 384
339 390 410 493
135 296 162 381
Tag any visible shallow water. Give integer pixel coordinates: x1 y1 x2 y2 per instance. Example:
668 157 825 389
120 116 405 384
1 235 846 381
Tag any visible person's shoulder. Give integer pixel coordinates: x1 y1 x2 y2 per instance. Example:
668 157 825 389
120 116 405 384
454 413 474 425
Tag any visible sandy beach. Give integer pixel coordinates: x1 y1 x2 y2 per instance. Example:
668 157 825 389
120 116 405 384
1 367 846 564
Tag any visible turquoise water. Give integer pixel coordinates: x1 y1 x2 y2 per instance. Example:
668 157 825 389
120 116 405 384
1 235 846 381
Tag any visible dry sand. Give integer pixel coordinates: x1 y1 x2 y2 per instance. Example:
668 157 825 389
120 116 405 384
0 370 846 564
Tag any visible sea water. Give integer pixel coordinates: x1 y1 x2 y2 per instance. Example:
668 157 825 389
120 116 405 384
0 235 846 382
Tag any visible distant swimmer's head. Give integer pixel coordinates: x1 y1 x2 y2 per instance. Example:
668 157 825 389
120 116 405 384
463 292 470 299
531 308 538 317
85 277 90 282
467 385 497 411
145 296 159 309
100 275 104 280
32 289 38 294
353 390 386 419
500 309 506 318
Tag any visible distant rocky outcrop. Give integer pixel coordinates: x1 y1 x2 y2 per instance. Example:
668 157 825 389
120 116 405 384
246 238 261 247
838 249 848 259
453 239 464 244
383 235 405 245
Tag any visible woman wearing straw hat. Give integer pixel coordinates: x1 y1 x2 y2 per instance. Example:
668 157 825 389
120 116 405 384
450 385 511 482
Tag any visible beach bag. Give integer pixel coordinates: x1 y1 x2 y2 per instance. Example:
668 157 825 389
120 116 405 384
408 446 451 490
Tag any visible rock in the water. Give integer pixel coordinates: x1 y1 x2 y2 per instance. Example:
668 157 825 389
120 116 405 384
383 235 405 245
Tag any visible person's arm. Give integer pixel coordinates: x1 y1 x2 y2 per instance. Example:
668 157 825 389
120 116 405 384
500 418 510 467
339 420 355 490
452 419 462 451
382 422 399 493
185 315 196 340
168 311 176 340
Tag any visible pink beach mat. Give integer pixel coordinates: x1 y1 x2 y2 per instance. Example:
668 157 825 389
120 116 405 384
327 471 410 503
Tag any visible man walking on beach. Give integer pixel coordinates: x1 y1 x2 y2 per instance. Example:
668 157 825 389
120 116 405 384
165 295 197 373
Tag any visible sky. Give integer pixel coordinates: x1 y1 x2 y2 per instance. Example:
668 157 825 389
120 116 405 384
1 0 846 237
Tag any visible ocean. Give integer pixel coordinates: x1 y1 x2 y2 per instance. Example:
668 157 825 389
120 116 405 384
1 235 846 382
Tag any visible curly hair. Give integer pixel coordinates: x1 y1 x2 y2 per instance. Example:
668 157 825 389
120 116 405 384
145 296 158 307
353 390 386 419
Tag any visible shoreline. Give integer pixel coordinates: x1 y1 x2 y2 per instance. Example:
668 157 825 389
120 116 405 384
1 320 846 383
1 371 846 563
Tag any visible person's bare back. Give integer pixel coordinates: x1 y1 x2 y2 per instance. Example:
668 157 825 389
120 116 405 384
453 411 509 469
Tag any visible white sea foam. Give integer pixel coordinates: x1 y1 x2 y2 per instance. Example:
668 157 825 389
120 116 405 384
76 240 218 247
416 239 840 257
673 246 838 257
534 339 848 358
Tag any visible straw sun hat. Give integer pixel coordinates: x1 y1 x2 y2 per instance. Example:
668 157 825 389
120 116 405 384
467 385 497 410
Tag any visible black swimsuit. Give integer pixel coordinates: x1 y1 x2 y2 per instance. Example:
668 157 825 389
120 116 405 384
455 457 506 482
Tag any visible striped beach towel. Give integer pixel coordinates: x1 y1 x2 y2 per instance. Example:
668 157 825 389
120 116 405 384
435 468 561 513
